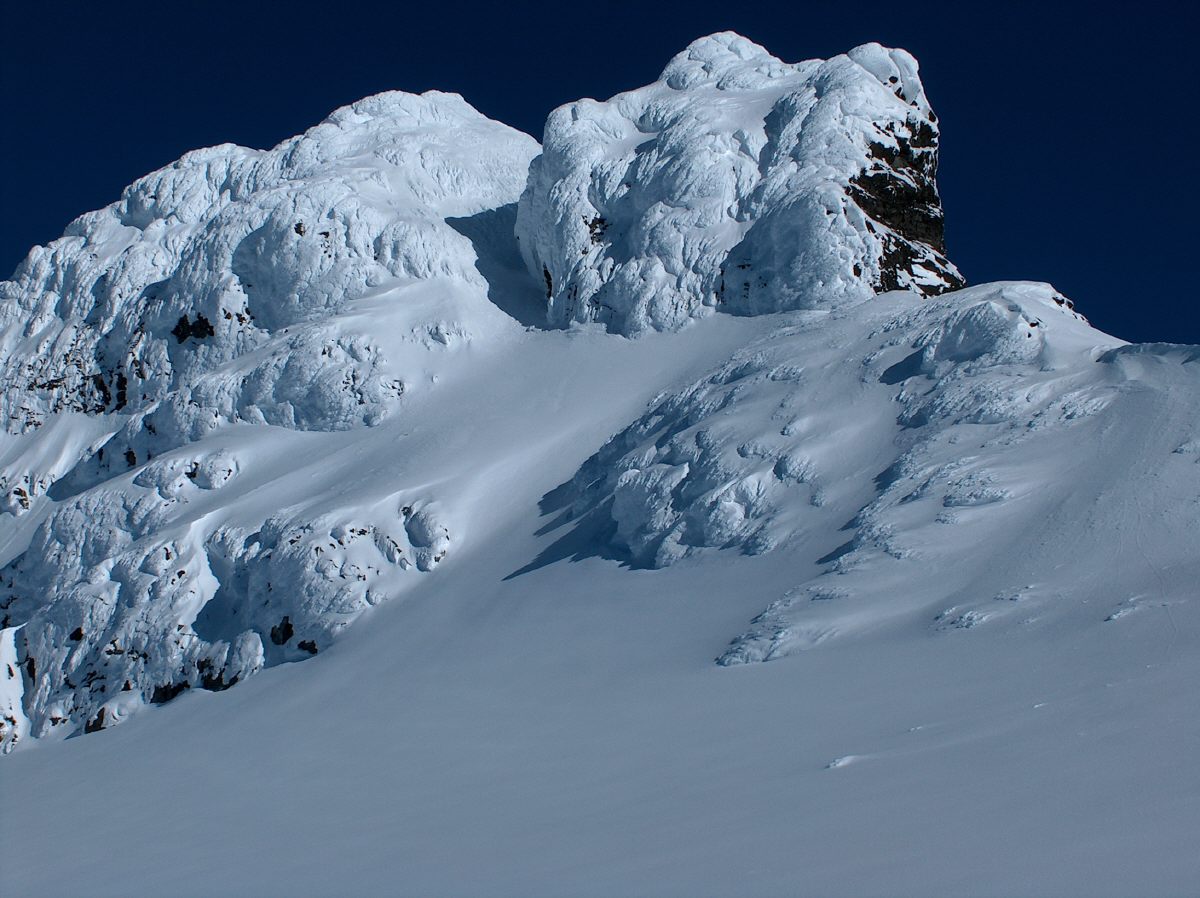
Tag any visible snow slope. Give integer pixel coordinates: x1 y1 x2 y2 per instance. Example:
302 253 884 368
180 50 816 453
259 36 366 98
2 33 1199 898
2 301 1198 896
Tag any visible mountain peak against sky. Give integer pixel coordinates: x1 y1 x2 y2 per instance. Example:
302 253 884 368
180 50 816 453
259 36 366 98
0 35 971 748
2 30 1199 898
516 36 961 334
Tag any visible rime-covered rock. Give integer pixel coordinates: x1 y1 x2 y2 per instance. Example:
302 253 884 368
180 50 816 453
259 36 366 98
0 90 537 497
515 33 963 335
0 90 534 748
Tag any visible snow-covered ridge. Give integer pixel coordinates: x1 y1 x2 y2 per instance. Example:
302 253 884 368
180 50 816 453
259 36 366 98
516 33 963 335
3 33 1196 758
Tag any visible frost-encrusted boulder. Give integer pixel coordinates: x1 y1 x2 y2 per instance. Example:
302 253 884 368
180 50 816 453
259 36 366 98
565 348 818 568
515 33 964 335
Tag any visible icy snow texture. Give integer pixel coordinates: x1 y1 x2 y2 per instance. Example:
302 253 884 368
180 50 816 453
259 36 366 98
516 33 963 335
562 283 1074 566
0 89 536 449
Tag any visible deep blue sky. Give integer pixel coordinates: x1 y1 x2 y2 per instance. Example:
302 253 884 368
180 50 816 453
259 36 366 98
3 1 1197 343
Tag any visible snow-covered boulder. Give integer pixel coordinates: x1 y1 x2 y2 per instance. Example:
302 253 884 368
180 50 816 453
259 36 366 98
515 33 963 335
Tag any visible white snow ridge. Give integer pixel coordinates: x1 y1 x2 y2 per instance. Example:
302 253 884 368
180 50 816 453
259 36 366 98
2 32 1199 898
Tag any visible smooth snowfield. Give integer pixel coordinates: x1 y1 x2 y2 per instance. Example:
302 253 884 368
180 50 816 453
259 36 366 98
4 305 1200 896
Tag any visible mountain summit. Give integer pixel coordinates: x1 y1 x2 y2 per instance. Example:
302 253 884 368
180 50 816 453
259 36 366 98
517 34 963 335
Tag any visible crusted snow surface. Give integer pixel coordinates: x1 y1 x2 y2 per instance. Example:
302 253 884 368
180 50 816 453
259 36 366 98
516 33 963 335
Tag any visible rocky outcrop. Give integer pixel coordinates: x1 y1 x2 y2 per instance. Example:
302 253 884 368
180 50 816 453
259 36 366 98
515 34 964 336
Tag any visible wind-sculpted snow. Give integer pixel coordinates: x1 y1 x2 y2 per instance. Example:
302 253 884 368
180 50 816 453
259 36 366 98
0 437 455 745
546 281 1200 664
516 33 963 335
4 34 1199 761
720 286 1200 663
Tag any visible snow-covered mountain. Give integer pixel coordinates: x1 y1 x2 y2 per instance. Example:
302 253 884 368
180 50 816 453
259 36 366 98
2 33 1198 897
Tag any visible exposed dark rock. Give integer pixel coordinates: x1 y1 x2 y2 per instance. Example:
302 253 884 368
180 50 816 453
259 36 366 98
150 680 190 704
69 627 83 641
171 315 215 343
84 707 107 733
90 374 111 407
270 616 294 645
297 640 318 655
197 658 239 692
114 372 128 411
848 119 965 297
586 215 609 245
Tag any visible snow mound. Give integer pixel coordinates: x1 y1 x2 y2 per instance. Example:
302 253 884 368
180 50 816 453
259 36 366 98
515 33 963 335
714 284 1200 663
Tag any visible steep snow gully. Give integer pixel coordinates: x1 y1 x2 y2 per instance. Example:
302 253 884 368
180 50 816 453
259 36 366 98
2 32 1199 898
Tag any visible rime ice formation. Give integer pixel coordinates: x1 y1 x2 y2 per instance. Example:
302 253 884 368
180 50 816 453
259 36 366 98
1 90 536 443
515 33 963 335
1 90 535 747
1 34 1197 763
562 283 1082 568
